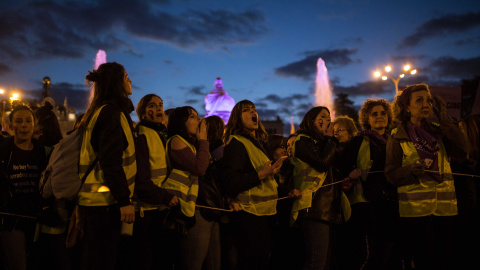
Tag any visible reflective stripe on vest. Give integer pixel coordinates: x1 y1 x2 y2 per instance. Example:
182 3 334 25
138 125 168 185
392 127 457 217
135 125 169 211
290 134 327 223
227 135 278 216
348 138 371 204
162 135 199 217
78 105 136 206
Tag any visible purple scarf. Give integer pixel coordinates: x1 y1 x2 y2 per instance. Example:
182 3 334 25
358 129 389 149
406 122 442 182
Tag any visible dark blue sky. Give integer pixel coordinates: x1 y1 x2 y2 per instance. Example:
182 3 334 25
1 0 479 124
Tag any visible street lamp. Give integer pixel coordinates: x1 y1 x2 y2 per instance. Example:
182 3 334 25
373 64 417 94
0 89 5 131
10 93 20 102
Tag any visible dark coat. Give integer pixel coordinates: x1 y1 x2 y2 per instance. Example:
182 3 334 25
294 132 343 224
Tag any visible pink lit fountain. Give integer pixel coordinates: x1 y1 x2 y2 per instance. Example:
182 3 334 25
315 58 335 119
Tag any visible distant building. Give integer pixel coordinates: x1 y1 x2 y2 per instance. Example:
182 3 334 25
262 116 284 135
204 77 235 124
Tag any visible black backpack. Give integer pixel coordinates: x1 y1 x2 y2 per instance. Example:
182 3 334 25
197 158 226 221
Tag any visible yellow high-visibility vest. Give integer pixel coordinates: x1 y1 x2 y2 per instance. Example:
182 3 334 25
346 138 371 204
392 127 457 217
78 105 136 206
162 135 199 217
290 134 328 223
134 125 168 211
227 135 278 216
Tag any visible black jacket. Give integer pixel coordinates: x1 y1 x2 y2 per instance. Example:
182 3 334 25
294 132 343 224
222 133 268 199
88 100 135 207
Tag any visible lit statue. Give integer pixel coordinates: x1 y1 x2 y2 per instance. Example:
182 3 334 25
204 77 235 124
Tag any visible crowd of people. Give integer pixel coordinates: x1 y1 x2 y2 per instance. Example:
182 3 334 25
0 61 479 270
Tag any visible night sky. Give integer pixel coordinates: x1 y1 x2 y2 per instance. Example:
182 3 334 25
1 0 479 126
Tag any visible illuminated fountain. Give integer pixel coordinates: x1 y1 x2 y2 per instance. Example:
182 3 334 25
88 50 107 105
315 58 335 119
95 50 107 69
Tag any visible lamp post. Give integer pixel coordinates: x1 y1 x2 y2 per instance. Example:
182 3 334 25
0 89 5 131
374 64 417 94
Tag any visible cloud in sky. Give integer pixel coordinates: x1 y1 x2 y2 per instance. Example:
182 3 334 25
274 48 360 80
182 85 207 96
428 56 480 79
332 80 392 98
0 0 268 61
398 11 480 48
255 93 311 121
0 63 12 75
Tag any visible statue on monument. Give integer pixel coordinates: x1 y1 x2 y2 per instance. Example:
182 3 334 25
204 77 235 124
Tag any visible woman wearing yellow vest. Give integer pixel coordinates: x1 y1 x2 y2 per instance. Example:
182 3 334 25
337 99 401 269
385 83 466 270
222 100 285 270
164 106 212 270
131 94 179 270
76 62 137 270
291 106 343 270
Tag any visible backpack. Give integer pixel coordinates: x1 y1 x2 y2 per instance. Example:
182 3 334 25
197 158 227 221
40 129 98 201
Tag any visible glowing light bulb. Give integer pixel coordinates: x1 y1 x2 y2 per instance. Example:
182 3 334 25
382 76 388 80
404 65 411 71
411 70 417 75
400 74 405 78
385 66 392 72
10 93 20 101
374 71 381 77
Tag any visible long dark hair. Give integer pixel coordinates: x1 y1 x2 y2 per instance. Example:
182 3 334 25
79 62 130 132
265 134 285 160
167 106 198 147
205 115 225 143
297 106 330 139
462 114 480 161
35 102 63 147
224 100 268 142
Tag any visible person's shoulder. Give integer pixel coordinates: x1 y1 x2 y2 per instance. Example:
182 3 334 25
170 136 189 150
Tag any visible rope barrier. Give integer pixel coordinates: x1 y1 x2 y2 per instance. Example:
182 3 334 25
2 170 478 217
0 211 38 219
195 169 480 212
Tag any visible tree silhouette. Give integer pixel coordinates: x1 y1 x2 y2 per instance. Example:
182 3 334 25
334 93 358 121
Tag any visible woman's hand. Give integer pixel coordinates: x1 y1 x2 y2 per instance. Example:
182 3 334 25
258 156 287 180
288 189 302 198
225 198 242 211
196 119 208 141
120 205 135 224
411 159 426 176
325 122 334 137
348 168 362 179
342 178 354 191
168 195 179 207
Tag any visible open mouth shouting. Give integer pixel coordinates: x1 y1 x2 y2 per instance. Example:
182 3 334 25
242 105 260 133
252 115 258 125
